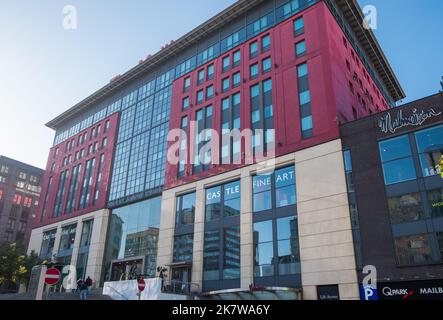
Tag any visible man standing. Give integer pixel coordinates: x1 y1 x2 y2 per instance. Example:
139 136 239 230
85 276 93 295
79 280 88 300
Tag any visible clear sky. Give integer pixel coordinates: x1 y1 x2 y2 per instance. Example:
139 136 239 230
0 0 442 169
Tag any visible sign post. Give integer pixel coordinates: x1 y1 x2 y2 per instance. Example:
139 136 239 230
137 278 146 301
44 267 62 299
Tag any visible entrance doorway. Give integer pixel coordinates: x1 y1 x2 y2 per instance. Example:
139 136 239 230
110 258 144 281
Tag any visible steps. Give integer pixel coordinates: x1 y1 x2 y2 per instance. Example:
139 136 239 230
45 288 112 300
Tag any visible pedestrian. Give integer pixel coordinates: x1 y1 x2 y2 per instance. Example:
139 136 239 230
79 280 88 300
85 276 93 295
76 278 84 294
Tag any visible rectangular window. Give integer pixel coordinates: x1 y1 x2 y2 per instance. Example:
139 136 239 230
428 188 443 218
250 63 259 79
176 192 196 227
388 193 423 224
221 93 241 164
203 230 220 281
277 216 300 275
222 56 230 72
233 50 241 67
394 234 433 266
232 72 241 88
250 41 258 59
198 69 205 85
261 35 270 53
184 77 191 92
182 97 189 111
196 90 204 105
295 40 307 57
253 166 296 212
93 154 105 204
206 85 214 99
40 230 57 259
415 124 443 177
294 17 304 36
194 106 213 173
79 158 95 210
207 64 214 80
178 117 188 177
173 234 194 263
297 63 313 139
379 135 417 185
262 57 271 73
223 226 240 280
205 180 240 222
253 220 274 277
54 170 68 217
222 77 230 92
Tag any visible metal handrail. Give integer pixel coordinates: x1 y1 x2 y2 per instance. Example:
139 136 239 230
104 285 130 300
161 279 199 296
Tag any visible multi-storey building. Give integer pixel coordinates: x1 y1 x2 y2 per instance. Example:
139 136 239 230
341 93 443 300
0 156 43 248
28 0 405 300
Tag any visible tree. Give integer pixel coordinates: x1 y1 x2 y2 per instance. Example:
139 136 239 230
0 243 42 291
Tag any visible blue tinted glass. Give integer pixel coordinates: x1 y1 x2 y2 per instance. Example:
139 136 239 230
277 216 297 240
254 220 273 243
297 63 308 77
344 150 352 171
379 135 412 162
206 186 221 204
251 85 259 98
276 185 296 208
382 158 417 185
299 91 311 105
275 166 296 188
253 175 272 193
415 124 443 153
224 181 240 200
253 191 272 212
296 41 306 56
294 18 304 32
301 115 313 130
263 79 272 92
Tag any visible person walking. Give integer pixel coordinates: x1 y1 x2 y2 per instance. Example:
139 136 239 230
85 276 93 295
79 280 88 300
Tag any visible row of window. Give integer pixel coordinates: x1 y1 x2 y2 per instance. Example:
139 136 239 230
0 165 40 184
173 165 299 286
379 124 443 185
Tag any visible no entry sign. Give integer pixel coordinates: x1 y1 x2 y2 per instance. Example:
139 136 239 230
45 268 61 286
138 278 146 292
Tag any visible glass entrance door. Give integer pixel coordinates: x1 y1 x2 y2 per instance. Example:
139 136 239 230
110 259 143 281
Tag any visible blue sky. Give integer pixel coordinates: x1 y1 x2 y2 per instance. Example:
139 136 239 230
0 0 442 168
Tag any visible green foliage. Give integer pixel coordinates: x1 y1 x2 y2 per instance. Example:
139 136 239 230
0 243 42 288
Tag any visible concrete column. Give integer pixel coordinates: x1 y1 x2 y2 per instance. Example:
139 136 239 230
191 181 205 292
69 220 84 268
156 190 177 269
240 167 253 289
85 209 110 287
295 140 359 300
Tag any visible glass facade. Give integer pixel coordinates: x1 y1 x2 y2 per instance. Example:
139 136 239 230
40 229 57 260
203 180 241 291
252 165 300 287
428 188 443 218
57 224 77 265
77 220 94 279
415 124 443 177
388 193 423 224
297 63 313 138
394 234 433 266
103 197 161 281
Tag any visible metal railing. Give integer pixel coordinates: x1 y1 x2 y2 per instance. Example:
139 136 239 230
161 279 199 297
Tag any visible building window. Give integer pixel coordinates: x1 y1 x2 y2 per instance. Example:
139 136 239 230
54 170 68 217
23 197 32 208
253 166 296 212
295 40 307 57
232 72 241 88
40 229 57 259
178 117 188 177
176 192 196 227
198 69 205 85
294 17 304 36
388 193 424 224
206 85 214 99
66 165 81 214
194 106 213 173
223 226 240 280
193 90 202 106
13 194 22 205
250 41 258 59
1 165 9 174
262 57 271 73
58 224 77 265
173 234 194 263
250 63 259 79
203 230 220 281
79 220 94 247
276 216 300 275
6 218 16 230
18 172 27 180
184 77 191 92
261 34 270 53
379 135 417 185
182 97 190 111
79 158 95 210
297 63 313 138
437 232 443 260
394 234 433 266
222 56 230 72
221 93 241 164
253 220 274 276
222 77 230 92
233 50 241 67
205 180 240 222
415 124 443 177
93 154 105 204
207 64 214 80
428 188 443 218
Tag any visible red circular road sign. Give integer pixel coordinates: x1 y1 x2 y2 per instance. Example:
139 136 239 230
138 279 146 292
45 268 61 286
